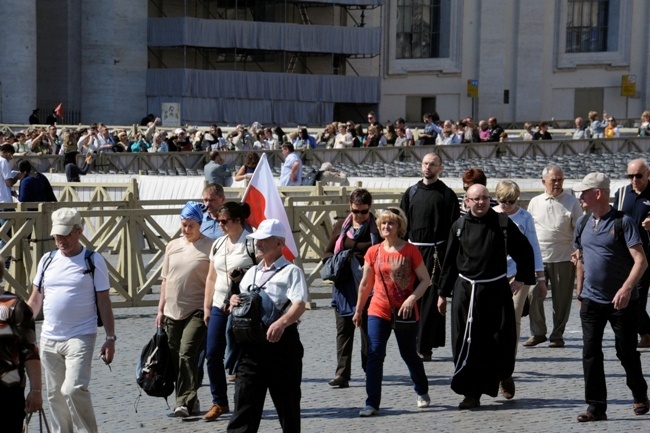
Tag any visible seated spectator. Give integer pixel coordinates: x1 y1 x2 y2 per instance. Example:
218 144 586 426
436 126 459 145
149 132 169 152
96 123 115 153
130 132 152 152
317 124 336 148
604 117 620 138
499 131 509 142
13 132 32 156
334 124 354 148
478 120 491 141
363 125 381 147
638 111 650 137
460 118 480 143
318 162 349 185
234 152 259 182
573 117 591 139
264 127 278 150
228 125 253 151
522 122 534 140
532 122 552 140
295 127 316 150
384 124 397 146
588 111 609 138
394 127 409 147
253 131 267 150
113 131 130 152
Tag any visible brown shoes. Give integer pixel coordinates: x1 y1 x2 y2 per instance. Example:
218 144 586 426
638 334 650 348
549 339 565 348
499 377 515 400
203 404 230 421
523 335 547 347
576 411 607 422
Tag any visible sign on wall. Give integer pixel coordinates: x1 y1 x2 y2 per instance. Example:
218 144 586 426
621 75 636 97
161 103 181 127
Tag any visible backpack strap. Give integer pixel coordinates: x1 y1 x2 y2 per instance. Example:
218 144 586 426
575 210 625 249
84 249 96 290
212 237 227 256
37 251 57 293
246 238 257 265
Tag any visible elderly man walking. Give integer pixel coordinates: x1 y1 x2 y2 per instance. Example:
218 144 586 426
613 159 650 348
525 165 583 348
28 208 115 433
573 172 649 422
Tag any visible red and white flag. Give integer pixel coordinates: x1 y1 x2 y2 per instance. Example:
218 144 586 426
242 153 298 261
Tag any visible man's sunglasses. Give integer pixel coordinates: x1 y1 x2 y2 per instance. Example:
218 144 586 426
351 209 370 215
627 173 645 180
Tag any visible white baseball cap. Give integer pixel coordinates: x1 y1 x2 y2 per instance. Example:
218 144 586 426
247 219 286 240
51 208 81 236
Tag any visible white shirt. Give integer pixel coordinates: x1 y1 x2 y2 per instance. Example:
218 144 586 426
33 248 110 340
0 157 13 203
239 256 308 311
210 231 255 307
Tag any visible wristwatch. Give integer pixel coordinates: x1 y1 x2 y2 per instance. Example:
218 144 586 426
105 335 117 341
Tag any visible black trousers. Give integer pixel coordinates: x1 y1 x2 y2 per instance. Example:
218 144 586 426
636 264 650 336
334 308 368 381
0 385 25 433
227 325 303 433
416 245 446 355
580 298 648 413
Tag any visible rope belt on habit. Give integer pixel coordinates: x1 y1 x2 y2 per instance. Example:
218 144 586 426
452 273 507 378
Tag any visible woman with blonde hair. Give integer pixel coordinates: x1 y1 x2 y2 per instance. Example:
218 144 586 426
493 180 546 398
352 207 431 416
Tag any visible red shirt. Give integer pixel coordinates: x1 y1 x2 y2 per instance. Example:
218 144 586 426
364 242 423 321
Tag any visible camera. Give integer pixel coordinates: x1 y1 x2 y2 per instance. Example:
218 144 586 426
230 268 243 278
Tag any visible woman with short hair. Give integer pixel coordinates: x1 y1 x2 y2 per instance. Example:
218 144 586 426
352 207 431 417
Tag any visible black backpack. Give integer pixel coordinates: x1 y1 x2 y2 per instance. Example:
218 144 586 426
230 265 289 343
136 328 175 403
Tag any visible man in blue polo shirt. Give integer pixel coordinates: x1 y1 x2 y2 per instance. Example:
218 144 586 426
613 158 650 348
201 183 225 240
573 172 649 422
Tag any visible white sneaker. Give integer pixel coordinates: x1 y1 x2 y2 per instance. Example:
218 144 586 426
417 393 431 408
174 406 189 418
359 405 378 417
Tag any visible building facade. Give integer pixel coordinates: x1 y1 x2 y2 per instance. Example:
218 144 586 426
1 1 648 126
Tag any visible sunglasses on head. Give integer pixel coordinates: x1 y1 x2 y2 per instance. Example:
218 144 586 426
351 209 370 215
627 173 644 180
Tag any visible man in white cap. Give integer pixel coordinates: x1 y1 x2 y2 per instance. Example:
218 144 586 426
318 162 349 186
27 208 115 433
573 172 649 422
227 219 307 433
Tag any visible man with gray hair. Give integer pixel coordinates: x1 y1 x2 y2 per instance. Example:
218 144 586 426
227 219 308 432
525 165 583 348
614 158 650 348
27 208 115 433
573 172 648 422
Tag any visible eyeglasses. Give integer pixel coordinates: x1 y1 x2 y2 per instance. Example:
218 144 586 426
216 219 231 225
350 209 370 215
467 196 490 203
627 173 645 180
499 199 516 205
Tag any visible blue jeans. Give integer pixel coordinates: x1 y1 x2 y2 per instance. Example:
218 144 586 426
206 306 229 406
365 315 428 410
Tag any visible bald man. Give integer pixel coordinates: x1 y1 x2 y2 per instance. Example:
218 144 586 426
438 184 535 409
614 159 650 348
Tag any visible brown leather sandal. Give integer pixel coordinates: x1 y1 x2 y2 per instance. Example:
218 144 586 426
576 411 607 422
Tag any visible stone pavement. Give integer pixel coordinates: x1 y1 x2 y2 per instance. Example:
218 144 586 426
28 285 650 433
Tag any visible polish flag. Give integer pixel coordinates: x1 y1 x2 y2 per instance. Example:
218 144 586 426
242 153 298 261
54 103 64 119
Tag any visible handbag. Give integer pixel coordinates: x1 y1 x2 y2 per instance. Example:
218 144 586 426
320 236 360 284
23 409 52 433
377 247 418 331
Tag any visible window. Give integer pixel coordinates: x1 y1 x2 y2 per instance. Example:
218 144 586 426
396 0 446 59
555 0 629 69
566 0 610 53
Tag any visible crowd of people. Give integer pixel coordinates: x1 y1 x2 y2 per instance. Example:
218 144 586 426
3 106 650 431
